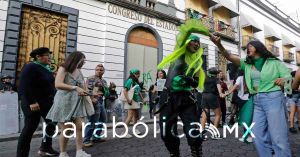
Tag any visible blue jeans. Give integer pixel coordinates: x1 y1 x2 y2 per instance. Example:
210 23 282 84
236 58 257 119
99 101 107 124
253 91 292 157
83 99 107 143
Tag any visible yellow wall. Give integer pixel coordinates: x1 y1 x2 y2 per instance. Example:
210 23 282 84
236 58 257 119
265 37 274 46
297 51 300 63
213 7 231 24
186 0 209 15
265 38 275 52
242 26 254 37
283 45 291 53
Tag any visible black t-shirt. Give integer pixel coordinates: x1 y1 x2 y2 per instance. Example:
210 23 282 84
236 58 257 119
203 76 219 94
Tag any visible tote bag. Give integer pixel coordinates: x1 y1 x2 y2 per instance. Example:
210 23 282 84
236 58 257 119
120 85 139 102
120 85 140 109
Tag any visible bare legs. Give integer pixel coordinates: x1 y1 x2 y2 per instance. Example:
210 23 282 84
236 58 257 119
59 118 85 153
201 107 222 129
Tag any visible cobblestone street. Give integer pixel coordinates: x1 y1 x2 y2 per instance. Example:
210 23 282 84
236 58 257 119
1 123 299 157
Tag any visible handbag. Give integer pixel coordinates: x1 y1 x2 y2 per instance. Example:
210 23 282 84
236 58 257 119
83 96 95 116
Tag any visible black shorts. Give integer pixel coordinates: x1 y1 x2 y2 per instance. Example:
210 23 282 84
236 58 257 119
202 93 220 109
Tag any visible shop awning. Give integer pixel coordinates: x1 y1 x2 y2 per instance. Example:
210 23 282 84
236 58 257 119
208 0 218 7
282 35 295 47
214 0 239 18
295 42 300 51
264 25 281 41
240 13 262 33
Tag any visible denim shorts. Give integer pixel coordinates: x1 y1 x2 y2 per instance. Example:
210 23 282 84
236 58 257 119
287 94 300 106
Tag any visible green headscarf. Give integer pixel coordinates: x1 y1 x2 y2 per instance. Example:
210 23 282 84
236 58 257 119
157 19 209 90
188 34 200 41
130 68 140 74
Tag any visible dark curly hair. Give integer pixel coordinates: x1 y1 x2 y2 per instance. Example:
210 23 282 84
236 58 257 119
245 40 278 64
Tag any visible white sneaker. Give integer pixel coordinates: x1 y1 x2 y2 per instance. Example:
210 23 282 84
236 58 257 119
238 137 244 142
59 152 70 157
239 137 253 143
76 150 91 157
211 135 223 140
156 128 160 134
135 129 142 135
246 137 253 143
121 133 133 139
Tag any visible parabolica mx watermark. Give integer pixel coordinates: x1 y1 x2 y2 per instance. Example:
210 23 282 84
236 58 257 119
42 116 255 139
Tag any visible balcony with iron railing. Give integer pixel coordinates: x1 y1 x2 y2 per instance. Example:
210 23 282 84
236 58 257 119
242 35 255 48
283 51 294 62
146 0 156 9
186 8 215 32
128 0 141 5
267 44 280 57
186 9 236 40
214 20 236 40
126 0 156 9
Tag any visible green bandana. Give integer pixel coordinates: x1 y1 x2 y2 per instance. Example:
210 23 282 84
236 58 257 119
207 72 217 77
130 68 140 74
188 34 200 41
34 61 52 72
253 58 265 72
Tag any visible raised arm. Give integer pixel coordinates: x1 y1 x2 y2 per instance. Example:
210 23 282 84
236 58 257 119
175 19 209 50
210 34 240 67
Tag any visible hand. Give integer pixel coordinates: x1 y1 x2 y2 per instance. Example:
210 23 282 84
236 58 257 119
184 76 198 88
274 78 285 86
223 92 229 97
30 103 40 112
184 76 194 82
220 93 226 98
76 87 88 96
209 33 221 46
98 91 104 97
92 97 98 103
127 99 132 105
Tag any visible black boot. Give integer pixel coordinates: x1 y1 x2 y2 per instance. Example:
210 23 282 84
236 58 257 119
191 146 202 157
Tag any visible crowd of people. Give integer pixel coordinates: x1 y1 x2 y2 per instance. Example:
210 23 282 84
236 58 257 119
0 19 298 157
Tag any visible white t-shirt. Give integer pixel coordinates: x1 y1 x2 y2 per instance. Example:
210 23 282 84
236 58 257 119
235 76 249 100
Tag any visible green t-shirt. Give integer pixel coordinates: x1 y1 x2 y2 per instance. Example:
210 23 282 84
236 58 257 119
124 78 141 102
